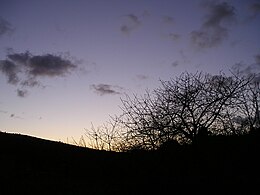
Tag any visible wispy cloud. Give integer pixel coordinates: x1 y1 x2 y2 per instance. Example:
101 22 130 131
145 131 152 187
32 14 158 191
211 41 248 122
136 74 149 80
0 110 8 114
91 84 123 96
191 1 236 49
0 17 14 37
0 50 78 97
172 60 179 67
162 16 174 24
120 14 141 35
10 113 23 119
168 33 181 41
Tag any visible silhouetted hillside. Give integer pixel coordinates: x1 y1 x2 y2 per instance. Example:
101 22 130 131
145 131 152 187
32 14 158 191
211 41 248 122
0 131 259 194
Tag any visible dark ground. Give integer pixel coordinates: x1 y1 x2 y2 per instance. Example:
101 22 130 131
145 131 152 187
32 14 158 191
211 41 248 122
0 131 259 195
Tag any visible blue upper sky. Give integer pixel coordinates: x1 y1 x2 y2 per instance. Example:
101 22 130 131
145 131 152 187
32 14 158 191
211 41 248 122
0 0 259 142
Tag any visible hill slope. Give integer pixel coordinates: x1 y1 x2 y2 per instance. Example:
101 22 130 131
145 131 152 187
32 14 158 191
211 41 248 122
0 131 259 194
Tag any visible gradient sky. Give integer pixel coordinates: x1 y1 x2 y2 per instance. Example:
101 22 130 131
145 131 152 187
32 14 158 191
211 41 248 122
0 0 260 142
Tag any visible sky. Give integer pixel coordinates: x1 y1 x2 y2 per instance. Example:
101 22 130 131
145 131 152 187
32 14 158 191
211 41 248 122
0 0 260 142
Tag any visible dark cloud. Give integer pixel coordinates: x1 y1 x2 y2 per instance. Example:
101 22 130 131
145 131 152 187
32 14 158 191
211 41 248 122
0 50 78 97
17 89 28 98
91 84 122 96
249 2 260 16
28 54 76 77
0 17 14 37
172 60 179 67
120 14 141 34
242 2 260 23
7 51 30 65
6 52 77 77
191 1 236 49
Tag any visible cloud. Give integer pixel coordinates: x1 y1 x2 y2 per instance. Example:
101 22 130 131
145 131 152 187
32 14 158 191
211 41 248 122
162 16 174 24
10 113 23 119
0 50 78 97
172 60 179 67
17 89 28 98
0 60 20 85
136 74 149 80
168 33 181 41
242 2 260 23
6 52 77 77
127 14 141 25
120 25 132 34
249 2 260 16
120 14 141 34
191 1 236 49
91 84 122 96
0 17 14 37
29 54 76 77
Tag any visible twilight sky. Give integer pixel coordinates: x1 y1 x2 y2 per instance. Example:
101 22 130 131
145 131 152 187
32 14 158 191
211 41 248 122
0 0 260 142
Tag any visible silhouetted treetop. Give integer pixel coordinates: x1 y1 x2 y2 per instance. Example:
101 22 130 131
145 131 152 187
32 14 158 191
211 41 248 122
116 72 259 150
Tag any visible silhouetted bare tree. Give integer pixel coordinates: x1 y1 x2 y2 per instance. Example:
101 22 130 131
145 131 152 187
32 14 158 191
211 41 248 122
232 79 260 133
117 72 253 149
84 117 125 151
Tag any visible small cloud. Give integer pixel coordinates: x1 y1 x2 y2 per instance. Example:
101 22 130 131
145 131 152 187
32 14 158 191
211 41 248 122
127 14 141 25
10 113 23 119
0 17 14 37
120 25 132 35
120 14 141 35
162 16 174 24
168 33 181 41
172 60 179 67
17 89 28 98
91 84 122 96
190 1 236 49
136 74 149 80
